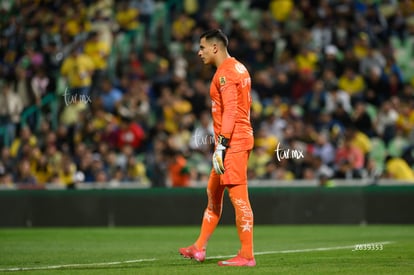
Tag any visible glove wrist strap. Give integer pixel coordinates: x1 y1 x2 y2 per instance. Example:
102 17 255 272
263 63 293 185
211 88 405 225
218 135 230 148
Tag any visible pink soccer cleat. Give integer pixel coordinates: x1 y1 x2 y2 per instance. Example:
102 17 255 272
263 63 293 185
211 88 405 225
218 253 256 267
179 245 206 262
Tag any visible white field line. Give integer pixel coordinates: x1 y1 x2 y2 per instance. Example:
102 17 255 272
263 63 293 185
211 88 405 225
0 241 394 272
0 258 157 272
206 241 394 259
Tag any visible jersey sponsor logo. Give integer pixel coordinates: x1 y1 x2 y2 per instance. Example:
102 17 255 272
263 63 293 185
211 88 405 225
241 77 251 88
235 62 247 74
211 100 217 112
219 76 226 86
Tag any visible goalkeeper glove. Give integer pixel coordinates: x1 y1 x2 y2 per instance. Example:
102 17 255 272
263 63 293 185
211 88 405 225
212 135 229 175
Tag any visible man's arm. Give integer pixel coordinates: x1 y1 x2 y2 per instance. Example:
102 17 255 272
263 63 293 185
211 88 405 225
219 75 238 139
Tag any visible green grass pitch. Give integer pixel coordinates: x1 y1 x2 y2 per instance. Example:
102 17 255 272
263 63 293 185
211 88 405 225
0 225 413 274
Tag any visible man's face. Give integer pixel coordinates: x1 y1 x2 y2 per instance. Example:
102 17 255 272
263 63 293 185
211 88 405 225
198 37 215 65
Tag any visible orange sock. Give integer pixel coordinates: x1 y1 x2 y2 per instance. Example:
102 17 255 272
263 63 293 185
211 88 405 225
228 184 254 259
194 173 225 250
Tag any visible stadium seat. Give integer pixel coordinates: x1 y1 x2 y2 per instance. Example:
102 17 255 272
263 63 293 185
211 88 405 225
213 0 260 31
149 1 169 47
365 104 377 123
369 137 387 172
387 136 409 157
391 36 414 83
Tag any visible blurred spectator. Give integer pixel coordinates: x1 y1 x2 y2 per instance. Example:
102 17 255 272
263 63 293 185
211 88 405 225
331 102 353 128
383 56 404 87
146 137 168 188
395 101 414 138
41 41 62 93
116 116 145 152
374 100 399 144
0 79 23 147
338 66 366 103
14 159 37 186
319 173 335 187
132 0 155 36
84 31 110 98
15 67 36 111
126 155 149 185
364 65 390 106
248 146 272 179
334 138 365 179
255 125 279 157
312 132 335 166
60 46 95 98
351 101 374 136
271 158 295 180
9 126 37 159
30 67 50 102
384 155 414 181
402 144 414 169
399 84 414 105
269 0 294 23
32 153 53 185
302 79 327 121
98 78 123 113
310 19 332 52
252 70 274 102
77 149 94 182
0 147 14 175
186 78 210 119
172 13 196 42
0 172 14 187
115 1 140 33
325 85 352 114
272 71 293 101
166 149 191 187
60 98 88 127
348 127 372 162
312 156 334 180
359 47 386 77
157 86 192 134
341 48 360 74
57 155 77 188
94 169 109 185
89 8 115 48
295 46 319 74
291 67 315 103
45 144 62 175
320 45 342 76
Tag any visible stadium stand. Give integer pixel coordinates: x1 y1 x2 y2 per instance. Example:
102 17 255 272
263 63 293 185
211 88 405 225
0 0 413 189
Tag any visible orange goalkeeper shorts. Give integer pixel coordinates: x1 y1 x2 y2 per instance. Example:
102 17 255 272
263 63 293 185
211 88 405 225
219 150 250 185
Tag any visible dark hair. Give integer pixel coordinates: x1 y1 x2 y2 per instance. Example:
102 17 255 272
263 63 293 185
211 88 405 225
200 29 229 47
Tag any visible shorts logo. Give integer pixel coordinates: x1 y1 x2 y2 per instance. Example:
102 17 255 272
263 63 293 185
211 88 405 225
219 76 226 86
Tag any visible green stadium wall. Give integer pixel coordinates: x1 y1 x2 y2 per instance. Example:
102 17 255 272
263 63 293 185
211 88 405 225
0 185 413 227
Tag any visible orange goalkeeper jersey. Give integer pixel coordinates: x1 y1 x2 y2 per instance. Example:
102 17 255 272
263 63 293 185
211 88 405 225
210 57 254 152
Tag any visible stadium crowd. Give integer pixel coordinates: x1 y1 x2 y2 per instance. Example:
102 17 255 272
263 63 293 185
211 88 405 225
1 0 414 189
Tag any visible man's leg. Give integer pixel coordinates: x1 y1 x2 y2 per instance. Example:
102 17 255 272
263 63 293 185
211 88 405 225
217 150 255 266
227 184 254 259
194 170 225 249
179 170 224 261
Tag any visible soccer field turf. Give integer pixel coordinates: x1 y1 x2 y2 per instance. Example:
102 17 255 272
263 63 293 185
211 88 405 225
0 225 413 274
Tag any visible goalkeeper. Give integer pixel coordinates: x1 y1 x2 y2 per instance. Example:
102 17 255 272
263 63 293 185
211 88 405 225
179 29 255 267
